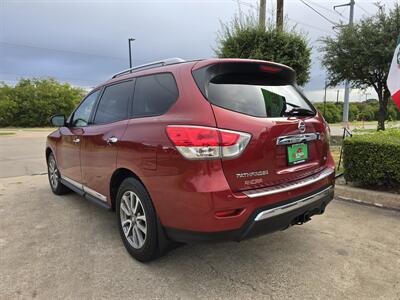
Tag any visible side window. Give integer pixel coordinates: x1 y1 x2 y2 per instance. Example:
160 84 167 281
133 73 178 117
93 80 134 124
72 90 100 127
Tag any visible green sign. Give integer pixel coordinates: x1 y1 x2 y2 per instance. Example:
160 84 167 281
287 143 308 165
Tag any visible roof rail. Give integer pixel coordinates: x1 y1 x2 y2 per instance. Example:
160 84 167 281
111 57 186 79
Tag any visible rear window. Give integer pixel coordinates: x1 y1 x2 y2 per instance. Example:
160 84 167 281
94 80 134 124
132 73 178 117
193 63 315 118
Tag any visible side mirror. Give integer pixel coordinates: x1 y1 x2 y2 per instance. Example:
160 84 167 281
49 114 66 127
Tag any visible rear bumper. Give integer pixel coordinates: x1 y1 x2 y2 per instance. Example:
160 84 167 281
165 184 334 243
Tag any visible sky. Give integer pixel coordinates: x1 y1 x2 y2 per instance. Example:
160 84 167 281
0 0 398 102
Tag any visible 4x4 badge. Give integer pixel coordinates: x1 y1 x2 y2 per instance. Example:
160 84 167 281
298 120 306 133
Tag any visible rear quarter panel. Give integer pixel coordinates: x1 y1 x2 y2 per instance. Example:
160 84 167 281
116 65 220 226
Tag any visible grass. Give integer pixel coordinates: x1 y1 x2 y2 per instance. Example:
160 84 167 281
0 127 54 132
330 145 343 173
0 132 16 136
329 120 400 128
352 128 378 133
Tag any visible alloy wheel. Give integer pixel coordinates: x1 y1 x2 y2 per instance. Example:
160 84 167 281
48 155 59 190
120 191 147 249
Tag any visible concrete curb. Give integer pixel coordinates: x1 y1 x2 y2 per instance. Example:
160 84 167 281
335 184 400 211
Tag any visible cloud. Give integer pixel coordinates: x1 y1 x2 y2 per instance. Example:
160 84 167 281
0 0 391 93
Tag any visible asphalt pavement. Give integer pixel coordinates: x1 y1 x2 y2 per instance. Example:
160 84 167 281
0 130 399 299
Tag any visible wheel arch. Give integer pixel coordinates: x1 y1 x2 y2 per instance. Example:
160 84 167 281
109 168 150 211
45 147 53 161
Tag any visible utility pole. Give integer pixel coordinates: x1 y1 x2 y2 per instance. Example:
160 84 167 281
128 38 135 69
323 79 328 116
336 90 340 104
276 0 284 31
259 0 266 29
365 92 370 102
335 0 355 128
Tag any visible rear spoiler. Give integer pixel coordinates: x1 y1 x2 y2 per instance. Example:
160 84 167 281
192 60 296 97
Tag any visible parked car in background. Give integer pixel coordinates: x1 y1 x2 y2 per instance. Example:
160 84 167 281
46 58 335 262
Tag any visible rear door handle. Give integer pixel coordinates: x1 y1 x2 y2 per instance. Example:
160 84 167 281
73 137 80 144
107 136 118 145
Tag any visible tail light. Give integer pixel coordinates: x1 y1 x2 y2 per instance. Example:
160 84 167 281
166 125 251 160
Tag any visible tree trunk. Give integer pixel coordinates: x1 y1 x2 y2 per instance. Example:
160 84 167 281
376 85 390 131
377 107 386 131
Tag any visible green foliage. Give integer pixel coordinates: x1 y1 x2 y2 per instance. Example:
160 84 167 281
0 78 85 127
312 99 400 124
343 129 400 186
215 15 311 86
314 102 342 123
320 5 400 130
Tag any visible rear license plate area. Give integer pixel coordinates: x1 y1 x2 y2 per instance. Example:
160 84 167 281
287 143 308 165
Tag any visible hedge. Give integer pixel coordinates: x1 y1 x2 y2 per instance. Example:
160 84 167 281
343 129 400 186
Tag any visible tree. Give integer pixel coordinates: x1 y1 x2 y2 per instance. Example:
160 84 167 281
215 15 312 86
314 102 342 123
0 78 85 127
321 5 400 130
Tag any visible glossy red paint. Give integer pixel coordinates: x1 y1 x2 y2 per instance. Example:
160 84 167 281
56 127 83 183
80 120 129 200
212 105 329 192
46 58 335 239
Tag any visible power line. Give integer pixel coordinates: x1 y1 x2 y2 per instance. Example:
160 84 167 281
356 3 372 16
236 0 257 9
0 71 102 85
0 41 146 63
306 0 346 20
288 17 332 34
299 0 338 26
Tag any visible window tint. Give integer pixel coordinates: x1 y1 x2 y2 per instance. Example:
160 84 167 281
133 73 178 117
72 90 100 127
208 82 314 118
193 63 315 118
94 81 134 124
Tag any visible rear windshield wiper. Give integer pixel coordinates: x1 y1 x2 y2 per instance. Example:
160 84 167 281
285 107 315 116
285 102 300 108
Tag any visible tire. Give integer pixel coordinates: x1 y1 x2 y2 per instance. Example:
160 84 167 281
116 177 160 262
47 152 70 195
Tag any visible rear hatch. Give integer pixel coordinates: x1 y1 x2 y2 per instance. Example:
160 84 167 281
192 60 329 192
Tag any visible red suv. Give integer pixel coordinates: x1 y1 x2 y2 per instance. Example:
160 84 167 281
47 58 335 262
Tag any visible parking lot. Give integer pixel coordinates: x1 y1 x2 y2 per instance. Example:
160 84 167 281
0 130 399 299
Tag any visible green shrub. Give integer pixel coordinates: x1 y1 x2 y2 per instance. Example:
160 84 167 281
343 129 400 186
0 79 85 127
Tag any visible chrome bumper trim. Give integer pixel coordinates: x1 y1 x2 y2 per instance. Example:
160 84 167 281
276 133 320 145
254 185 334 221
243 168 334 198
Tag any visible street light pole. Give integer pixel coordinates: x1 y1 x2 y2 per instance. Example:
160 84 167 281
276 0 284 31
128 38 135 69
334 0 355 128
259 0 266 29
323 79 328 116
